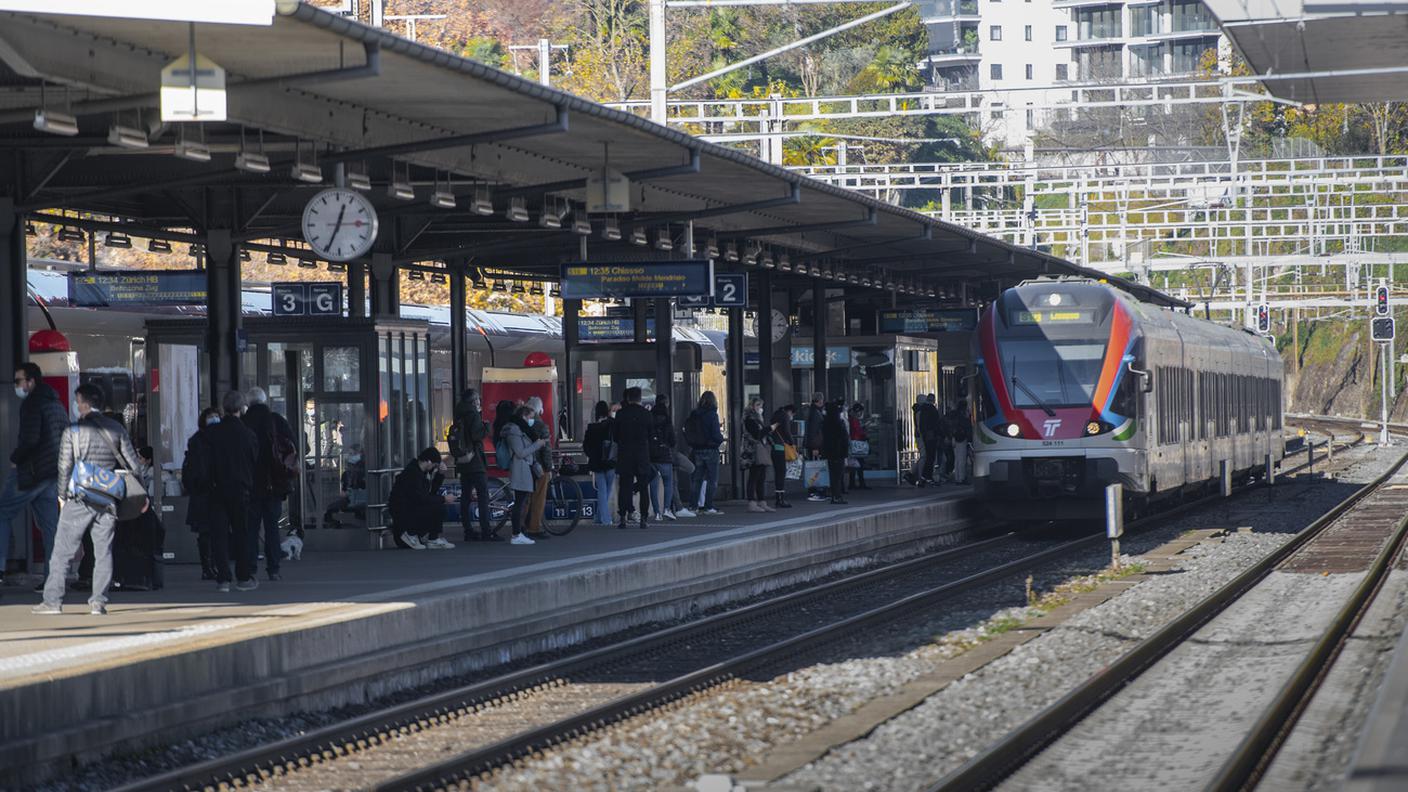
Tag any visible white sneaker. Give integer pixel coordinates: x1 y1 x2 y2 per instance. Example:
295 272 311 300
401 532 426 550
663 510 677 521
511 533 536 545
628 511 641 523
702 507 723 515
675 507 697 518
425 537 456 550
807 494 827 502
652 511 664 522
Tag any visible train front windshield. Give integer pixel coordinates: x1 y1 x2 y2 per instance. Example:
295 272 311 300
1000 340 1106 408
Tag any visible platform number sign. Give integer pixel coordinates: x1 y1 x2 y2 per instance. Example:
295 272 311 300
676 273 747 310
272 282 343 317
1376 284 1391 316
1255 303 1270 334
1373 317 1396 342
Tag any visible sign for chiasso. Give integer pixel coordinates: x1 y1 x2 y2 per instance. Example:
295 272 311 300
559 260 712 300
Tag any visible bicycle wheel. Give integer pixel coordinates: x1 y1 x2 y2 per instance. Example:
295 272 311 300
541 475 584 536
486 477 514 535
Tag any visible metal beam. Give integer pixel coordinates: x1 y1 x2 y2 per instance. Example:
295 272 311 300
641 182 800 224
494 147 701 199
721 207 876 239
321 106 569 164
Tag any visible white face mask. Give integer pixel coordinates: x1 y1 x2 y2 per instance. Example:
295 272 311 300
14 386 26 399
525 417 536 427
348 455 362 464
206 416 221 426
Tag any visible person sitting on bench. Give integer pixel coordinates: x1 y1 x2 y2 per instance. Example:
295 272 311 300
323 445 367 527
389 447 456 550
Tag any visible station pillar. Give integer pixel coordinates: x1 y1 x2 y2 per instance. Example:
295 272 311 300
812 281 827 400
369 252 399 318
205 229 242 404
0 197 27 470
654 297 672 405
562 298 581 438
449 260 468 397
757 271 776 410
632 298 649 344
726 304 745 497
347 259 366 318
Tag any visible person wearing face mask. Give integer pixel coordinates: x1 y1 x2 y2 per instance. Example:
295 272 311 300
523 395 554 538
187 392 259 591
501 405 546 544
450 388 497 542
389 447 457 550
742 397 776 513
0 362 67 587
242 387 297 581
33 383 142 614
322 444 368 529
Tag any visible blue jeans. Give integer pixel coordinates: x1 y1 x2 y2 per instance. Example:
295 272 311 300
247 495 284 576
691 449 720 510
593 470 616 525
649 462 674 516
0 471 59 573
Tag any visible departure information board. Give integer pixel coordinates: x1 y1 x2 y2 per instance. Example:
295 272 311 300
560 260 712 300
67 270 207 307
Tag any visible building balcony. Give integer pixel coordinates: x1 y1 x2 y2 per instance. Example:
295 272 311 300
923 46 983 65
1054 36 1129 48
920 0 979 22
1053 0 1125 9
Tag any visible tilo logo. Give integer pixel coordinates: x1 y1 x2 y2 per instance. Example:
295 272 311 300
1042 418 1062 437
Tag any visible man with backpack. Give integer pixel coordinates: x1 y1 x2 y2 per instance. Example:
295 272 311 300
242 387 296 581
1 362 66 587
944 401 972 484
915 394 942 486
449 388 498 542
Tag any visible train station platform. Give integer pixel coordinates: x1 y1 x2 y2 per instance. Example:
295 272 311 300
0 484 974 782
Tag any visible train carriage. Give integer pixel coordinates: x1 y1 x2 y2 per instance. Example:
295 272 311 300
972 278 1283 520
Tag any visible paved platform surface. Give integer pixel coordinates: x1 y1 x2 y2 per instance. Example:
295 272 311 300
1345 581 1408 792
0 483 972 780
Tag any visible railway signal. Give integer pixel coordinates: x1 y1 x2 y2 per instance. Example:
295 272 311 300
1373 315 1395 447
1373 316 1396 342
1376 284 1390 316
1255 303 1270 334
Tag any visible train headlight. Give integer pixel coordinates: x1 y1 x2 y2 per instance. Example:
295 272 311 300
1004 423 1021 438
1086 421 1101 436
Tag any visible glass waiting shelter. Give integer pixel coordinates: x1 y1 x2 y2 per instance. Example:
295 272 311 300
144 316 433 559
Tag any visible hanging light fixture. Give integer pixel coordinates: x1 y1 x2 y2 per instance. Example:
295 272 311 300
507 196 530 223
267 250 288 265
298 256 319 269
148 238 172 253
549 284 562 298
347 162 372 192
430 170 455 209
188 243 206 258
705 237 720 259
107 111 149 149
290 140 322 183
387 160 414 201
25 222 38 236
33 108 78 136
175 125 211 162
57 226 87 244
103 232 132 249
430 271 447 284
471 183 494 216
511 281 526 295
653 227 673 251
408 269 425 281
492 280 508 293
572 213 592 237
234 128 270 173
327 261 348 273
724 242 739 263
760 250 775 269
602 217 622 242
239 249 252 262
539 197 563 229
777 253 791 272
629 227 648 247
530 282 544 296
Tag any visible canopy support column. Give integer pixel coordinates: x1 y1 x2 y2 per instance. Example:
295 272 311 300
205 229 241 403
449 259 468 397
758 271 775 410
812 280 827 400
655 297 673 403
0 197 27 475
370 252 398 318
347 259 366 318
726 303 745 499
563 298 581 439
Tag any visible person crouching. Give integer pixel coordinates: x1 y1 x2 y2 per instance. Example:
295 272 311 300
390 447 457 550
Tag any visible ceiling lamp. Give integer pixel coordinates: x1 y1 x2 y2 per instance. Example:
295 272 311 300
298 256 319 269
235 150 270 174
470 183 494 216
511 281 526 294
530 282 544 296
777 253 791 272
25 222 37 236
549 284 562 298
760 251 775 269
491 280 508 293
507 196 530 223
290 141 322 183
103 232 132 249
57 226 86 243
148 238 172 253
107 122 148 150
572 214 592 236
653 228 673 251
602 217 622 242
629 227 648 247
346 164 372 192
239 249 252 262
267 251 288 265
430 171 456 209
33 108 78 136
430 271 447 284
539 199 563 229
795 262 809 275
327 261 348 273
724 242 739 263
408 269 425 281
705 237 720 259
175 126 211 162
388 161 414 201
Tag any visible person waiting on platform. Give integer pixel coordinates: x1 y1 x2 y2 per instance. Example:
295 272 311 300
648 395 678 522
583 401 617 527
500 405 546 545
769 404 797 510
822 399 850 505
323 445 367 528
523 396 554 540
685 390 724 515
742 397 776 513
390 447 456 550
848 402 871 491
0 361 67 587
613 387 654 530
804 392 828 502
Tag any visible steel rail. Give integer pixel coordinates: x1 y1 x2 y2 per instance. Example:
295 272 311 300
113 516 1007 792
925 447 1408 792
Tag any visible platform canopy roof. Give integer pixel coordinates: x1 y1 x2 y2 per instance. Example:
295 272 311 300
0 1 1185 308
1204 0 1408 104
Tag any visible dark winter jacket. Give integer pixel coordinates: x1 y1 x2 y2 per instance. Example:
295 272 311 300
822 405 850 461
649 406 675 464
915 401 942 440
452 397 490 474
202 416 259 504
803 403 825 452
612 402 654 474
242 403 295 499
583 419 615 473
769 408 796 448
743 412 770 467
686 406 724 450
12 381 67 489
388 460 445 527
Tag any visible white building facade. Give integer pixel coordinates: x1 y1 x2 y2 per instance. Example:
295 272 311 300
920 0 1223 147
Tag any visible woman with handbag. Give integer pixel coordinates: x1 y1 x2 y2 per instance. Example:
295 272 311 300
582 401 616 526
848 402 871 491
34 383 144 615
648 396 677 522
822 400 850 505
769 404 797 510
742 398 775 513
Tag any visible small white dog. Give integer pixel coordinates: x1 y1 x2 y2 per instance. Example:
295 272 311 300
280 533 304 561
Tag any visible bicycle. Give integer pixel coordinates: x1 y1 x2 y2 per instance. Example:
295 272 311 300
469 465 587 537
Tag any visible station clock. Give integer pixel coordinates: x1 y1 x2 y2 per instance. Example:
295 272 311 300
302 187 379 262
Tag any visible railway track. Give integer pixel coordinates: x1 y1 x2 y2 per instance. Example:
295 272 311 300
926 444 1408 792
113 420 1367 792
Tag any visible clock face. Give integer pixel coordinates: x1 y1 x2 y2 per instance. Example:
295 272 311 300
752 309 792 343
302 188 379 262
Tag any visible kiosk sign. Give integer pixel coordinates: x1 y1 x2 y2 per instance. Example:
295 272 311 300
560 260 712 300
68 271 207 306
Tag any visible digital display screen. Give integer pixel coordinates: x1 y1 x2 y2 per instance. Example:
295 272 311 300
1012 309 1095 325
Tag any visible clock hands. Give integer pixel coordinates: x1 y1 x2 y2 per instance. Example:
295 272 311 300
328 202 349 247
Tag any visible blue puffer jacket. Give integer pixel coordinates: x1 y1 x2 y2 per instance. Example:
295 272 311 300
687 406 724 450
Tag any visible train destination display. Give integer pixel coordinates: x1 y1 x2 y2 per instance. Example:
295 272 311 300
878 308 978 333
67 270 208 307
560 260 712 300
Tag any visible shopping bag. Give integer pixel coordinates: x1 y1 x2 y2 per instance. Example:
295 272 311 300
849 439 870 457
803 460 829 489
844 458 860 469
785 459 803 480
783 443 799 462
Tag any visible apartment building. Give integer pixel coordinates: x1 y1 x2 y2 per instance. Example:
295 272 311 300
919 0 1223 146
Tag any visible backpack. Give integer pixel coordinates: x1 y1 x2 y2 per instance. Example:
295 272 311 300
683 411 708 448
447 420 468 460
495 436 512 470
270 431 298 493
182 432 213 496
